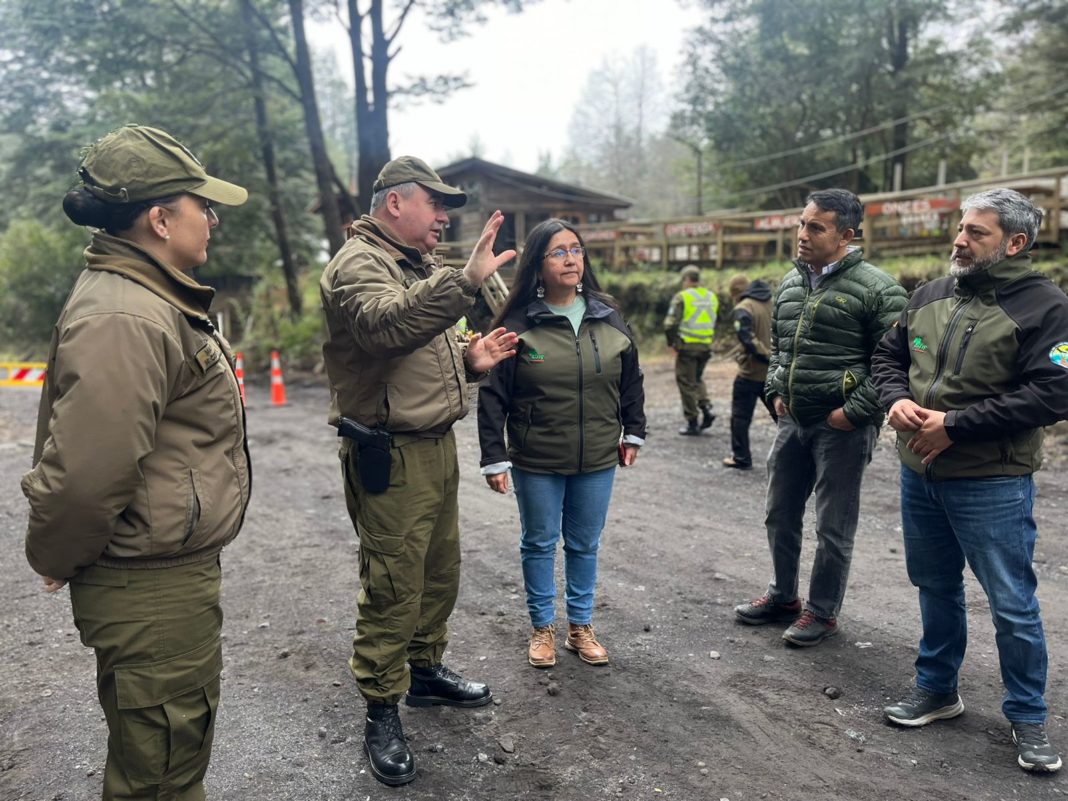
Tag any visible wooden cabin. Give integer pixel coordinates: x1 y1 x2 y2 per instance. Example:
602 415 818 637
435 157 632 254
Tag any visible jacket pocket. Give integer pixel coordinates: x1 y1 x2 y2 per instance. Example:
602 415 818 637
183 469 203 546
113 637 222 783
841 369 858 399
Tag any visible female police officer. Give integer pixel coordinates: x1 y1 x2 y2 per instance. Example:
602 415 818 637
22 124 250 800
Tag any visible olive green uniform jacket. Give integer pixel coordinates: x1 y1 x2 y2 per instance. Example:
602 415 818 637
320 215 481 435
766 249 908 427
22 233 251 580
478 297 647 474
872 253 1068 480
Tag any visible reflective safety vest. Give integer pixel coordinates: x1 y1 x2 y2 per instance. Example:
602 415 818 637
678 287 718 345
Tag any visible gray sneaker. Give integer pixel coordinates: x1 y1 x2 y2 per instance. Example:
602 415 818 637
884 687 964 727
734 593 802 625
1012 722 1062 773
782 610 838 646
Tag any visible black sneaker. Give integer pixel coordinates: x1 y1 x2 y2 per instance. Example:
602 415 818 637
364 703 415 786
405 664 492 708
782 610 838 646
1012 722 1062 773
734 593 802 625
884 687 964 727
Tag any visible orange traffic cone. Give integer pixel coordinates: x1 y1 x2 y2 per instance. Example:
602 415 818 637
270 350 287 406
234 351 247 407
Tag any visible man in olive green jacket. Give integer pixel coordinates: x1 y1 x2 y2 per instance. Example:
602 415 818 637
734 189 907 647
319 156 518 787
873 188 1068 773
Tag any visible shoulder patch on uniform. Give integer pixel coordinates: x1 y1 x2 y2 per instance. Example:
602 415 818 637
1050 342 1068 370
194 340 222 373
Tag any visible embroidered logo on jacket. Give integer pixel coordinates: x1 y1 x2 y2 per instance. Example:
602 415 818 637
911 336 929 353
527 347 545 362
1050 342 1068 370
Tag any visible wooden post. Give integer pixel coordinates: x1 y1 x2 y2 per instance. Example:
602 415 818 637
715 225 725 269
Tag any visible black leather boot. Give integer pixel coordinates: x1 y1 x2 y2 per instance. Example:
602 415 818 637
405 664 492 708
364 703 415 786
699 404 716 429
678 418 701 435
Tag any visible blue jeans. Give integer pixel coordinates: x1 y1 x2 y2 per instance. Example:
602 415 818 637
900 466 1048 723
764 415 876 620
512 467 616 628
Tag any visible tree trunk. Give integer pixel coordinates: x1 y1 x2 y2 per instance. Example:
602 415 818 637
242 0 302 318
350 0 393 211
289 0 347 256
887 8 911 191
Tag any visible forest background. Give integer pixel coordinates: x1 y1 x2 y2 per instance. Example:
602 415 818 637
0 0 1065 366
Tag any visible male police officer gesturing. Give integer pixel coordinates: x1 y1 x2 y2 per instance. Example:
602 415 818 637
320 156 518 786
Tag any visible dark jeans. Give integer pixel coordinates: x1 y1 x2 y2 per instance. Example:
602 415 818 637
900 466 1048 723
764 415 876 620
729 375 775 466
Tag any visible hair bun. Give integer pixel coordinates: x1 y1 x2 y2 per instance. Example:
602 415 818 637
62 186 111 227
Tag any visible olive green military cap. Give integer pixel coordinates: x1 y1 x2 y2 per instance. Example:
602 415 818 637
79 124 248 206
680 264 701 281
372 156 466 208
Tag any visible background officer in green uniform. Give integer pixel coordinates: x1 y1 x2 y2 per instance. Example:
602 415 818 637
320 156 519 786
663 264 718 435
23 125 251 801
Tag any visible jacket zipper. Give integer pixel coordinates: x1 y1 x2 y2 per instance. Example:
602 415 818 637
787 283 819 409
952 321 977 375
575 326 585 470
921 296 973 480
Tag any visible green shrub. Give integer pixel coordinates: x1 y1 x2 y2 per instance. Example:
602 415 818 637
0 220 86 357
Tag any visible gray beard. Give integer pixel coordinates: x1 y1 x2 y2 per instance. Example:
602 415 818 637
950 237 1009 277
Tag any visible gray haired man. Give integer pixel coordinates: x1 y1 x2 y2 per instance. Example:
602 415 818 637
872 188 1068 773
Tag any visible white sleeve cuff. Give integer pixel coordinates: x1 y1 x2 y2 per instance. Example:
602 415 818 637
622 435 644 447
480 461 512 476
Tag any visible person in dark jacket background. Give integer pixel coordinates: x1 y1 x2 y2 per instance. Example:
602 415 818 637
478 218 646 670
723 274 775 469
22 124 250 801
734 189 907 647
872 188 1068 774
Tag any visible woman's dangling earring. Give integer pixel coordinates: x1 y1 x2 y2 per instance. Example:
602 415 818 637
536 282 545 299
576 281 583 294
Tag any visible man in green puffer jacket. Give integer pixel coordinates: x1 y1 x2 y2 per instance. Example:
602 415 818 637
734 189 907 647
872 188 1068 774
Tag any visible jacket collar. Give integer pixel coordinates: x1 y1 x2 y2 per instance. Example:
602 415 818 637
793 247 865 280
84 232 214 319
349 214 442 271
526 295 615 323
955 252 1033 297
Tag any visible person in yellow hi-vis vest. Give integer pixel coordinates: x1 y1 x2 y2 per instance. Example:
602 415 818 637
663 264 718 435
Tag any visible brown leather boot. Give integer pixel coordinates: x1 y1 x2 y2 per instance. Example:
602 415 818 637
528 624 556 668
565 623 609 665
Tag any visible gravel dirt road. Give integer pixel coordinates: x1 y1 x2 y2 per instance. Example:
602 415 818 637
3 356 1068 801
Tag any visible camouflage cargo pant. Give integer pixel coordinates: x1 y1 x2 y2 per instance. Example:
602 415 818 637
70 560 222 801
341 430 462 704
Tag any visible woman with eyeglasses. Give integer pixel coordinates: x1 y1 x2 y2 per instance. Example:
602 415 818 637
22 124 250 800
477 218 646 668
